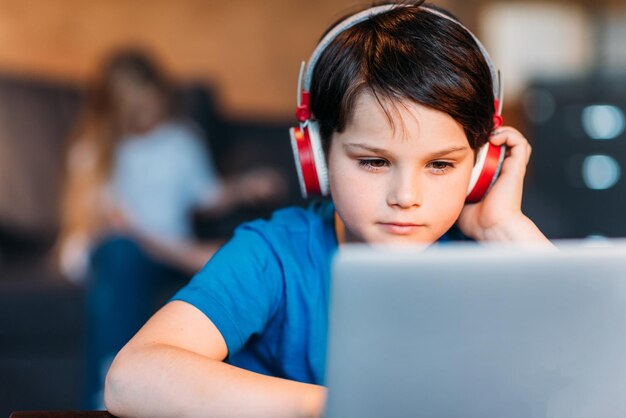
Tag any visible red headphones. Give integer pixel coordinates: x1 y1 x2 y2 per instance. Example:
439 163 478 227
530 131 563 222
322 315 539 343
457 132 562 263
290 4 505 203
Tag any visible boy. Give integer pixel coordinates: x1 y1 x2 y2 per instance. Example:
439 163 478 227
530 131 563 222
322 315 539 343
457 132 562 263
105 2 550 417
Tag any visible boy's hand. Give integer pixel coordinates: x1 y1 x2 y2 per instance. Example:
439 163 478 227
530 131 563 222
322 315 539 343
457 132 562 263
457 127 537 241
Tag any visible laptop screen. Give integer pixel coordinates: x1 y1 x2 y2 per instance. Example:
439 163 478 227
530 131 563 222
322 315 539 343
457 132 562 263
324 241 626 418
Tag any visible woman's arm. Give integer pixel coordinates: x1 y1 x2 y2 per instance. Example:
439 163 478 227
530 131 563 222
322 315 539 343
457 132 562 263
105 301 327 418
199 167 288 217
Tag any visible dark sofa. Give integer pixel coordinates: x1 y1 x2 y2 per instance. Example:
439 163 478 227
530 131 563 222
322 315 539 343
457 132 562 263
0 73 302 416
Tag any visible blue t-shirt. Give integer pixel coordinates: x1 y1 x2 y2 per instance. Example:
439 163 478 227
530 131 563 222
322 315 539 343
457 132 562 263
172 200 466 385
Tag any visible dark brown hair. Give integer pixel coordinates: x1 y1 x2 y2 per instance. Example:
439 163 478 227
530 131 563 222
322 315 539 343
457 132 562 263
75 48 174 182
310 1 494 152
91 48 174 133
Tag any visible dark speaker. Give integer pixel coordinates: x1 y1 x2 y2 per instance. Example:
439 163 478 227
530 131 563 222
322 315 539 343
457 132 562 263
523 75 626 239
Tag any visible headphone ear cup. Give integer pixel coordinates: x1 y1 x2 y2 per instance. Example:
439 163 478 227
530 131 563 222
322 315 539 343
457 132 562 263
289 126 311 198
289 122 329 199
307 121 329 196
466 142 506 203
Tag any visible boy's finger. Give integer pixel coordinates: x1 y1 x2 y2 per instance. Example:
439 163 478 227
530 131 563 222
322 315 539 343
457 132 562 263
490 129 530 149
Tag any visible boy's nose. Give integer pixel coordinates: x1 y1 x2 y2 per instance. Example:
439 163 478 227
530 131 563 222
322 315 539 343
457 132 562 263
386 168 423 209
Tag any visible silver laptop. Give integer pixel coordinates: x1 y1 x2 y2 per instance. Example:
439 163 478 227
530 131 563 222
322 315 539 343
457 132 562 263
324 241 626 418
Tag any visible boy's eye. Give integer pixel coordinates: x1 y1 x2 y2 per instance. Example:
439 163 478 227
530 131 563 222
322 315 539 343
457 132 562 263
428 161 454 174
358 158 389 171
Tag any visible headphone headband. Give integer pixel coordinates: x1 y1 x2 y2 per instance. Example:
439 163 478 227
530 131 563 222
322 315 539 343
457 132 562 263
297 3 503 117
302 4 399 93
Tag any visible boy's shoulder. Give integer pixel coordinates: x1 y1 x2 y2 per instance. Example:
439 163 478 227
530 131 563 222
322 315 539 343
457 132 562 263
272 200 333 227
211 201 336 272
244 200 333 230
236 200 335 250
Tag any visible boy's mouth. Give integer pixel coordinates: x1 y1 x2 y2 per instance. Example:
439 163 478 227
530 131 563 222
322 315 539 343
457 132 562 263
378 222 425 235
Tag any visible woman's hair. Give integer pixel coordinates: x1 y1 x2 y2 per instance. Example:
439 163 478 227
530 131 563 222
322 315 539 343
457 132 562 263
310 1 494 152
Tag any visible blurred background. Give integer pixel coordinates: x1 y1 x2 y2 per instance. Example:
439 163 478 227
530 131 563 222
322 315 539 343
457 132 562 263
0 0 625 415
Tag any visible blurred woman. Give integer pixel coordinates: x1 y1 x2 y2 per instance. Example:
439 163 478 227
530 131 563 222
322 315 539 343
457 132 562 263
57 48 284 408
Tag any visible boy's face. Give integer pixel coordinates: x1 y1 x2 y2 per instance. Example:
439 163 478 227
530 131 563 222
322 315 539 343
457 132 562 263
328 92 474 244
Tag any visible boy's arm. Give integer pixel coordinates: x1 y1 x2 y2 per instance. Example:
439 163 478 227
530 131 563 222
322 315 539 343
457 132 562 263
105 300 326 418
474 212 550 243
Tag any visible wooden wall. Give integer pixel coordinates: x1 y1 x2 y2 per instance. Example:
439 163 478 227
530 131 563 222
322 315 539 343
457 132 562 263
0 0 370 119
5 0 617 118
0 0 462 119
